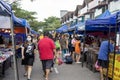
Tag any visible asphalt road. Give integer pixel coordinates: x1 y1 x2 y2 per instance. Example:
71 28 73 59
1 53 100 80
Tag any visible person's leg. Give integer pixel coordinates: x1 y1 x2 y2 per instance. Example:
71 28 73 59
71 51 74 61
99 67 104 80
45 69 50 80
24 65 28 76
41 60 46 76
45 60 53 80
76 54 80 62
27 66 32 79
62 49 64 60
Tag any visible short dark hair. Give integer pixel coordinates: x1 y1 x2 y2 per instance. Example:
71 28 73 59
43 31 49 36
75 37 79 40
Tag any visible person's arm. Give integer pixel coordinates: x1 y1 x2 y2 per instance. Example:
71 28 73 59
53 48 57 58
58 40 61 50
21 46 25 59
33 43 37 54
66 39 68 49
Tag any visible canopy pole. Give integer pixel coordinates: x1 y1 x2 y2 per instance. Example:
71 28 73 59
10 16 19 80
81 29 86 67
106 25 111 80
112 13 118 79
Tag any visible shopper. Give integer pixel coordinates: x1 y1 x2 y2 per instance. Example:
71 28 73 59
59 34 68 61
21 35 36 80
74 37 81 63
71 35 76 61
38 32 56 80
97 38 114 80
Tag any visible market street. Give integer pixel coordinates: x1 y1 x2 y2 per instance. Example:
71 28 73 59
1 53 99 80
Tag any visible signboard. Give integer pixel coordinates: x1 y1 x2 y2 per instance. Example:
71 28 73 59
104 54 120 80
0 16 11 28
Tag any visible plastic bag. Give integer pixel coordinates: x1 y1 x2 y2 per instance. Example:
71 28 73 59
55 58 63 65
95 60 100 71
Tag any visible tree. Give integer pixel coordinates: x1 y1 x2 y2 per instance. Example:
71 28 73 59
43 16 61 31
12 1 61 32
12 2 37 22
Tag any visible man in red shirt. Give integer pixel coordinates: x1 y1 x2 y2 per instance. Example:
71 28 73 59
38 32 56 80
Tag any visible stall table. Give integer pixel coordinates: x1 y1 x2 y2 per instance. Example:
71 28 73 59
0 51 13 77
86 47 98 72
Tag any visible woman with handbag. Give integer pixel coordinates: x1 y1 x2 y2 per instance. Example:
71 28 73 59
21 35 36 80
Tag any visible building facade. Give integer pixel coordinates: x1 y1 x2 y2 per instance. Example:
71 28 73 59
60 0 119 31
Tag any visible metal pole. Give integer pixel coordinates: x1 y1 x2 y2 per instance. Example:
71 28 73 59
81 30 86 67
112 12 119 79
10 16 19 80
106 26 111 80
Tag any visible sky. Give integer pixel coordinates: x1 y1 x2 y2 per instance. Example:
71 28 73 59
20 0 83 21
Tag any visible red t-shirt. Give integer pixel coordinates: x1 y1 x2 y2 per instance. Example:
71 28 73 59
38 37 55 60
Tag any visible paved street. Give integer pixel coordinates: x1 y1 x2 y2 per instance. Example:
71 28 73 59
1 53 100 80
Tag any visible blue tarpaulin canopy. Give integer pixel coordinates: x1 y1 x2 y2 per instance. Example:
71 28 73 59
117 12 120 24
85 10 119 27
0 0 12 16
76 21 110 31
31 30 39 35
96 10 111 19
56 25 68 33
12 14 30 28
68 24 76 31
76 22 85 31
0 0 12 29
77 10 112 31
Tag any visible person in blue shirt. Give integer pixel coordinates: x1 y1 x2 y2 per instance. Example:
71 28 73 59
97 38 114 80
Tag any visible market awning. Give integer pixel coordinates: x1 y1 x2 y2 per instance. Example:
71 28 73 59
117 12 120 24
0 0 12 16
77 22 85 31
68 25 76 31
0 0 12 29
56 25 68 33
96 10 111 19
31 30 39 35
12 14 30 28
85 10 119 26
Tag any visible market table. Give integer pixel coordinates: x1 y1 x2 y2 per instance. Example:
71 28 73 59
86 47 98 72
0 50 13 77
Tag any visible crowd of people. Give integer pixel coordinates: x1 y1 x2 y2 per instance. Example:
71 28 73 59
20 32 84 80
20 31 115 80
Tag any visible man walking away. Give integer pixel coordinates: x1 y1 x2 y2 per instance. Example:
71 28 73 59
38 32 56 80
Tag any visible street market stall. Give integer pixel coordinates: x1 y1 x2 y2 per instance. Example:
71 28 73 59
85 10 120 80
0 1 18 79
56 25 68 33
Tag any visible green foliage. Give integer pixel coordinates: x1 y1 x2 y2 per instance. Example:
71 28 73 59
12 1 61 32
12 2 36 22
43 16 61 31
